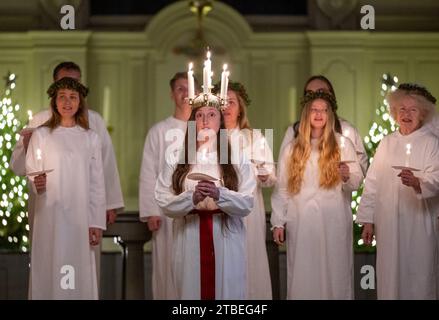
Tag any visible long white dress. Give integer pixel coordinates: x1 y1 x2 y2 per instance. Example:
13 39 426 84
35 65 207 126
356 126 439 299
229 128 275 299
280 119 368 175
155 150 256 299
139 116 187 299
271 134 363 299
11 109 124 232
26 126 106 299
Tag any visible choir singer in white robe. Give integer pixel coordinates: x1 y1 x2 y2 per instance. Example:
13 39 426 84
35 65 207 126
213 81 275 299
10 61 124 232
279 75 368 176
155 103 256 299
357 83 439 300
271 91 363 299
139 72 198 299
26 77 106 299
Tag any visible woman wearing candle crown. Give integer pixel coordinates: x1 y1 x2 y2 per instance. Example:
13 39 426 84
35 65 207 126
357 83 439 299
154 93 256 299
271 91 363 299
26 77 106 299
213 80 275 299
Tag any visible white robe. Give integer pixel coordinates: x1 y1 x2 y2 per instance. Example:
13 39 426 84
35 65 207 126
139 116 187 299
154 150 256 299
271 134 363 299
280 119 368 175
229 128 275 299
26 126 106 299
356 126 439 299
425 113 439 139
10 109 124 230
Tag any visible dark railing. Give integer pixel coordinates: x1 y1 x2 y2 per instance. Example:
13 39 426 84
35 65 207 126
103 212 151 299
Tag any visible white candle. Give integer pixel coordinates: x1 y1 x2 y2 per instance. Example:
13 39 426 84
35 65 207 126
27 110 33 121
203 63 209 94
220 64 228 99
405 143 411 167
36 148 43 170
103 86 111 124
205 51 211 93
188 62 195 99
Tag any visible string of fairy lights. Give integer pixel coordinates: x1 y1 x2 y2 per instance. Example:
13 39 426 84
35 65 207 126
351 73 398 250
0 72 29 252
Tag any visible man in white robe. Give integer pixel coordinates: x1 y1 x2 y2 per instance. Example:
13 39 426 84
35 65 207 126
139 72 194 299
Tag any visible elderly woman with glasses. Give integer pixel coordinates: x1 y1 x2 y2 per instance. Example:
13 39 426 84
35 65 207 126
357 83 439 299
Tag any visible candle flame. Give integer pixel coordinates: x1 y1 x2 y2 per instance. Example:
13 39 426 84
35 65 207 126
223 64 228 71
189 62 193 70
207 51 211 59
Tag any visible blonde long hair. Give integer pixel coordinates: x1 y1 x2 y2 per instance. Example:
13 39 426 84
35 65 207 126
287 92 341 194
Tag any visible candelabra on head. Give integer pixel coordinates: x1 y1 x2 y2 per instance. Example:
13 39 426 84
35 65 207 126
187 48 229 111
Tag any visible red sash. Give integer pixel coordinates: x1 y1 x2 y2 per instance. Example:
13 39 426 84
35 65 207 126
190 209 223 300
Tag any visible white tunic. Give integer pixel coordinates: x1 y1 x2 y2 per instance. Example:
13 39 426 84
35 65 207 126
26 126 106 299
229 128 275 299
154 150 256 299
10 109 124 231
271 135 363 299
139 116 187 299
280 119 368 175
356 126 439 299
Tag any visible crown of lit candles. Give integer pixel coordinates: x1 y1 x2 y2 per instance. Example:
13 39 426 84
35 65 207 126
187 49 229 110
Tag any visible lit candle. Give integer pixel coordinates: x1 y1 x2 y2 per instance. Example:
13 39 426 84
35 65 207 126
405 143 411 167
27 110 33 121
203 51 211 93
188 62 195 99
36 148 43 171
220 64 228 100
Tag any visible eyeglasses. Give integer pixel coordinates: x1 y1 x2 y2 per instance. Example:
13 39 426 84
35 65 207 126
399 107 419 114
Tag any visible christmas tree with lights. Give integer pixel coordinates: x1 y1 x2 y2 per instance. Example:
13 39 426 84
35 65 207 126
0 72 29 252
352 73 398 252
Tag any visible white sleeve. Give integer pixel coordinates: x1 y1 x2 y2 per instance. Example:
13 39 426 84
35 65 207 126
270 142 292 228
342 138 364 193
216 159 256 217
139 128 162 221
417 138 439 200
154 157 194 218
89 111 124 211
356 140 387 225
10 110 49 176
88 134 107 230
278 126 295 161
25 130 43 194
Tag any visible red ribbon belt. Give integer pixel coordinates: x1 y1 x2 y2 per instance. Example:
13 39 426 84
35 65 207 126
190 209 223 300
